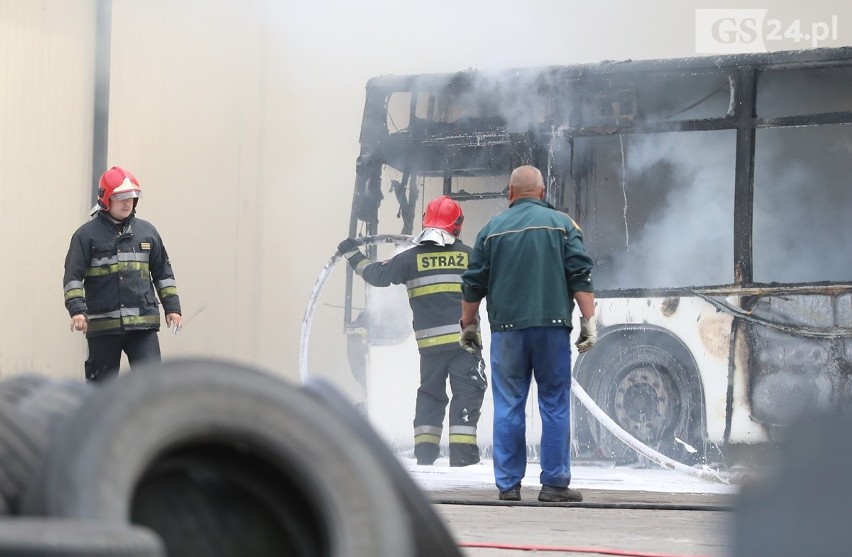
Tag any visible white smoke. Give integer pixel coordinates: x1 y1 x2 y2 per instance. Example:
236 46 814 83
595 131 736 289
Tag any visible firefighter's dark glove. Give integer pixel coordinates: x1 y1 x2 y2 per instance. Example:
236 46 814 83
459 319 482 354
575 316 597 353
338 237 368 274
337 237 361 258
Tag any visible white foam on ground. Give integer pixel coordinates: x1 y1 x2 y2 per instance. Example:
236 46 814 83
404 457 739 495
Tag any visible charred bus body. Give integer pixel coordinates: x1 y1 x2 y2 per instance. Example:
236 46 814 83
345 47 852 465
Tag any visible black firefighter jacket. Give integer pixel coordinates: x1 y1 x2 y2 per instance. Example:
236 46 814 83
353 240 470 353
63 211 181 337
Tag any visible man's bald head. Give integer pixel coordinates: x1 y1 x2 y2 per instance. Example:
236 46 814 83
508 165 545 202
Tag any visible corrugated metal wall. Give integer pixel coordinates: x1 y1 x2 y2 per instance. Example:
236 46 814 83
0 1 356 392
106 1 276 367
0 0 97 378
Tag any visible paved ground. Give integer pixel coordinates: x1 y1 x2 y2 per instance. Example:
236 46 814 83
406 459 739 557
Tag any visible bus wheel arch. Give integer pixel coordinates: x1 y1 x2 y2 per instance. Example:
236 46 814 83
573 324 707 465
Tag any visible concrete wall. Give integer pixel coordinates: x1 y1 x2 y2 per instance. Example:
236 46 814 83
0 1 359 393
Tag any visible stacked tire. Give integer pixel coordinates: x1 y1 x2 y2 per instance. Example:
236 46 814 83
0 375 163 556
0 359 461 557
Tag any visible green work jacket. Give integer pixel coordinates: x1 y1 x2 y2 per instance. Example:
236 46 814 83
461 198 594 331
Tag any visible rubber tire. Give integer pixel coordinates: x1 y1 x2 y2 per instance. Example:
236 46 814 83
0 518 164 556
302 377 463 557
22 358 413 557
130 451 322 557
0 376 91 514
574 327 705 464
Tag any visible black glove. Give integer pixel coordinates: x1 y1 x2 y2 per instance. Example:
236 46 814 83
338 237 369 274
337 237 360 257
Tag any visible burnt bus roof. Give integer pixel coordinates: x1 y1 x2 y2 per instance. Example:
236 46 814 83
357 45 852 159
365 46 852 91
351 45 852 280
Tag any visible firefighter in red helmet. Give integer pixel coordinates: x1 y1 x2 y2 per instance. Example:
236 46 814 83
63 166 183 382
338 195 487 467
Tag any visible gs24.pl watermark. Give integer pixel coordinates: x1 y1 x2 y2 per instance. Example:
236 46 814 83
695 9 839 54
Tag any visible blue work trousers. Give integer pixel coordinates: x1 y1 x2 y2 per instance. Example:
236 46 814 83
490 326 572 491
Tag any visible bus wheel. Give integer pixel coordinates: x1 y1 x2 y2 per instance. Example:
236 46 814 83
574 326 706 465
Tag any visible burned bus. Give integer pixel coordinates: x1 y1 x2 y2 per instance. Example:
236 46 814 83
343 47 852 466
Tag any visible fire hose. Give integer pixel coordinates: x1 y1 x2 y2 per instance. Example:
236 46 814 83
299 235 729 484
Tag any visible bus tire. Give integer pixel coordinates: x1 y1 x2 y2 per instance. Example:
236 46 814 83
0 518 164 557
0 376 91 514
302 377 463 557
22 358 413 557
574 326 706 464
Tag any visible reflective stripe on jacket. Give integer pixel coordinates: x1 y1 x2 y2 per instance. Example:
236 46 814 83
359 241 470 353
63 211 181 337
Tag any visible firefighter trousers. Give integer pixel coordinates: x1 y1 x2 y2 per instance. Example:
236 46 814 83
413 347 486 466
85 330 162 383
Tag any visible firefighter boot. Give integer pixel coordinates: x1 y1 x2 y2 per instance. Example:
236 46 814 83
414 425 442 465
449 439 480 467
414 441 440 465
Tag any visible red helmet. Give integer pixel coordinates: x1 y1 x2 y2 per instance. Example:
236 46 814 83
98 166 142 211
423 195 464 237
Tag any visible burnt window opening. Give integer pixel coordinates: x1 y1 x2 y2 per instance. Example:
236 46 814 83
757 66 852 118
557 130 737 291
753 124 852 284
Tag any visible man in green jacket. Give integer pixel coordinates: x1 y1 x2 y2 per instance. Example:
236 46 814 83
460 165 596 502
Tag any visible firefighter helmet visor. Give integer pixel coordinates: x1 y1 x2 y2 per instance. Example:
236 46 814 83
98 167 142 211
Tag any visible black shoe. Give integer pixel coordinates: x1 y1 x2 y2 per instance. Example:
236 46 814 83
498 484 521 501
538 485 583 502
416 459 435 466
